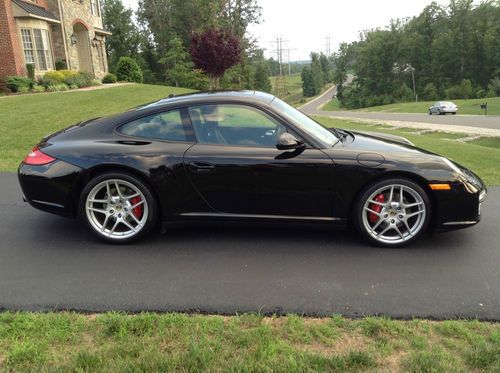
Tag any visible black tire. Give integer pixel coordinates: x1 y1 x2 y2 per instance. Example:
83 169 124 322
428 110 432 115
79 172 158 244
452 112 456 115
438 109 442 115
353 178 431 248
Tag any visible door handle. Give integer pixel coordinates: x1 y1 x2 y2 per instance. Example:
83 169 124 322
189 162 215 173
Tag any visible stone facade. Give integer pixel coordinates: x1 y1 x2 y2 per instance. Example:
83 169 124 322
0 0 109 80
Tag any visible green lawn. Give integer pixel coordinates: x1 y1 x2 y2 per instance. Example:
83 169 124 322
0 312 498 372
270 74 304 105
315 116 500 186
0 84 192 171
322 96 500 116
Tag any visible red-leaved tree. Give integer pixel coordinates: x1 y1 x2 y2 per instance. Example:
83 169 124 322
189 28 242 89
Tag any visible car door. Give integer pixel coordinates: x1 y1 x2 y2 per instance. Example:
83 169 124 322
183 103 336 217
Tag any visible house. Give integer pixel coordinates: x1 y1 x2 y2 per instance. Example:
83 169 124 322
0 0 110 79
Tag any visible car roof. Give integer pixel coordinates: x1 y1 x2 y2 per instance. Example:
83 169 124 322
134 90 276 111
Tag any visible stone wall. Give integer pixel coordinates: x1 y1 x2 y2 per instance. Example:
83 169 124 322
48 0 108 78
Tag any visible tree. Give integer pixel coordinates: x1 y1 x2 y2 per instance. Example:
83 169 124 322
189 27 242 89
101 0 141 70
253 61 271 92
115 57 143 83
301 66 315 97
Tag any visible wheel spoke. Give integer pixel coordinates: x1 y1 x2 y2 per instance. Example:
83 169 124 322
394 225 404 239
406 210 425 218
399 185 404 204
129 212 142 226
101 215 110 232
388 185 394 202
89 207 107 215
131 200 144 209
404 201 423 208
403 220 413 236
89 198 108 204
377 225 391 237
106 181 112 199
115 181 124 198
109 220 120 235
370 218 384 232
122 218 135 232
368 199 385 207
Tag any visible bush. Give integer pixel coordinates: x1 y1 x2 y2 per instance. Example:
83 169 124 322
63 72 93 88
475 89 486 99
31 84 45 93
26 64 35 81
55 59 67 70
487 77 500 97
18 86 30 93
102 73 117 84
115 57 143 83
43 71 65 84
46 84 69 92
5 76 33 92
395 83 414 102
90 79 101 86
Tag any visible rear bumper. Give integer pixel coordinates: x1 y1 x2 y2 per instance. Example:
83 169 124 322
18 160 83 218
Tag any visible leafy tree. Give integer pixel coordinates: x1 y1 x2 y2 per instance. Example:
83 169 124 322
423 83 438 100
189 28 242 89
101 0 141 70
253 61 271 92
301 67 315 97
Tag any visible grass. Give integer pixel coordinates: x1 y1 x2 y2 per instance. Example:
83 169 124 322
0 84 192 171
315 116 500 186
322 96 500 115
0 312 498 372
270 74 304 105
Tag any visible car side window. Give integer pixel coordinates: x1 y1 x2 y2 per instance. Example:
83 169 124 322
118 110 189 142
188 104 286 147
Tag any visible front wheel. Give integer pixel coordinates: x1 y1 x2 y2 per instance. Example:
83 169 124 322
80 172 157 243
354 178 431 247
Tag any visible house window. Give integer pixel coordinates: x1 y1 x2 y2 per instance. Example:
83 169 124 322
21 29 35 65
91 0 100 16
20 28 53 71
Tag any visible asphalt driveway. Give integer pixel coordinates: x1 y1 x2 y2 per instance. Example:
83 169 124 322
0 172 498 320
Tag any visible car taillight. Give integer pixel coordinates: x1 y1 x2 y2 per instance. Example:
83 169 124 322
23 146 56 165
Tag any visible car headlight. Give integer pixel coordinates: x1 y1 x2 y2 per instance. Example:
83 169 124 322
440 157 482 191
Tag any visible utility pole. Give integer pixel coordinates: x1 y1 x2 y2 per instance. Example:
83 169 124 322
324 35 331 56
271 36 287 97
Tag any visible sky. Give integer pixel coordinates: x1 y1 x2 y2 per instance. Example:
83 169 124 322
121 0 462 61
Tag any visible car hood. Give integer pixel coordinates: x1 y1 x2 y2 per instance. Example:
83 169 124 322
349 130 414 146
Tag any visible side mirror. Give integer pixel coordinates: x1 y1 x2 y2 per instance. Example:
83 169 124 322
276 132 305 151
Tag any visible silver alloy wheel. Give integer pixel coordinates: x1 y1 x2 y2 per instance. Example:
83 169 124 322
361 184 426 245
85 179 148 240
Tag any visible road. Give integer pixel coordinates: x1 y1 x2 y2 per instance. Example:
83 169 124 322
0 172 499 320
301 86 500 131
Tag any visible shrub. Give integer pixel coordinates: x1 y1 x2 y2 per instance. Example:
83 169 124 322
5 76 33 92
90 79 101 86
395 82 414 102
26 64 35 81
18 86 30 93
487 77 500 97
46 84 69 92
55 59 67 70
69 84 78 90
475 89 486 99
31 84 45 93
102 73 117 84
63 72 93 88
115 57 143 83
43 71 65 84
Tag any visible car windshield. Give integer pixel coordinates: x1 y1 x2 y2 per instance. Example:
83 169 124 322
270 97 338 147
442 102 455 106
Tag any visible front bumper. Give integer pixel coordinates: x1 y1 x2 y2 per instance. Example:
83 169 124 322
18 160 83 217
434 181 486 231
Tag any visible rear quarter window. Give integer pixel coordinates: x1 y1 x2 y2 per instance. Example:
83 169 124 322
118 110 188 142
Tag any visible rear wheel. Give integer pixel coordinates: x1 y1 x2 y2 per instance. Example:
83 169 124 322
354 178 431 247
428 110 432 115
80 172 157 243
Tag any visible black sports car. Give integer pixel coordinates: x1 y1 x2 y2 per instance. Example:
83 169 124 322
18 91 487 247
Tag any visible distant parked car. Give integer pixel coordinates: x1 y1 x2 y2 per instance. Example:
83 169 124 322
429 101 458 115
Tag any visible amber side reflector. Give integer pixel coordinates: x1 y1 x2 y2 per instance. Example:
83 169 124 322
429 183 451 191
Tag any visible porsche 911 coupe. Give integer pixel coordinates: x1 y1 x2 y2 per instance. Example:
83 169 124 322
18 91 486 247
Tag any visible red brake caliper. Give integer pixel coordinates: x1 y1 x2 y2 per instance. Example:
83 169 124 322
130 196 143 219
369 193 385 223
